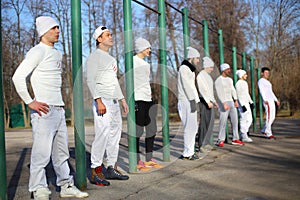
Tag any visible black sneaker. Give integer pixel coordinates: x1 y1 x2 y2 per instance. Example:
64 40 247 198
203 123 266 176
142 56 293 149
91 174 110 186
182 153 200 160
105 166 129 180
90 167 110 186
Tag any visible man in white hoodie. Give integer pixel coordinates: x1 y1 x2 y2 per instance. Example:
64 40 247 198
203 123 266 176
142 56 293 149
258 67 280 139
236 69 254 142
86 26 129 186
196 57 217 153
177 47 200 160
12 16 88 200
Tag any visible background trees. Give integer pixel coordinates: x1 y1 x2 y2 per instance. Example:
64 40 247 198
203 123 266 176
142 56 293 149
1 0 299 127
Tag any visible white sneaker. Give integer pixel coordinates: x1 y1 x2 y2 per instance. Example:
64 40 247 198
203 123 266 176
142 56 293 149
60 183 89 198
242 137 253 143
33 187 51 200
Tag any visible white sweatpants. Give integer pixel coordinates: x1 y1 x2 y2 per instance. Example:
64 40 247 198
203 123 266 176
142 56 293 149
261 101 276 136
178 99 198 157
91 98 122 168
238 104 253 137
29 106 73 192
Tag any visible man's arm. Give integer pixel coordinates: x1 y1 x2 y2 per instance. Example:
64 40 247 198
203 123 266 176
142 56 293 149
12 47 49 116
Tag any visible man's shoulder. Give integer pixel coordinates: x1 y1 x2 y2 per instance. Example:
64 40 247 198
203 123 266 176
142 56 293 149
25 43 48 59
215 75 222 81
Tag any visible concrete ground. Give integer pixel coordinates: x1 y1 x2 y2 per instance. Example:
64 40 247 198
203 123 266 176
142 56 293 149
4 118 300 200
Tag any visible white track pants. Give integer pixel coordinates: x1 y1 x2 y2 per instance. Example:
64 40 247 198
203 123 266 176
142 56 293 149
261 101 276 136
178 99 198 157
238 104 253 137
29 106 72 192
91 98 122 168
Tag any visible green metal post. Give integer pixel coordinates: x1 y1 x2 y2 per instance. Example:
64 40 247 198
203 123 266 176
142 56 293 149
182 8 189 59
71 0 87 190
250 56 256 132
202 20 210 57
232 47 237 85
257 68 264 129
218 29 224 65
242 52 247 71
158 0 170 162
0 4 8 199
218 29 229 142
123 0 137 173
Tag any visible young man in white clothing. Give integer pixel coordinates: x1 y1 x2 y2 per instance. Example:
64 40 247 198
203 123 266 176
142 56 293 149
236 69 254 142
133 38 162 171
258 67 280 139
215 63 244 147
177 47 200 160
12 16 88 200
196 57 218 153
86 26 129 186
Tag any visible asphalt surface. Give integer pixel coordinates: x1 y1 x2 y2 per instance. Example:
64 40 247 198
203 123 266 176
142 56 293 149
4 118 300 200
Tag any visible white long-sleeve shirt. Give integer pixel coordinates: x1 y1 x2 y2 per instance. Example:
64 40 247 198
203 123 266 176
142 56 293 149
86 48 124 100
236 79 253 106
177 64 200 103
12 42 64 106
215 76 237 103
196 70 216 104
258 78 278 102
133 55 152 101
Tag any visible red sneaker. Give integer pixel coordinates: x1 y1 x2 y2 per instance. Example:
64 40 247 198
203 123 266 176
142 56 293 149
268 135 276 140
216 140 225 147
232 140 245 145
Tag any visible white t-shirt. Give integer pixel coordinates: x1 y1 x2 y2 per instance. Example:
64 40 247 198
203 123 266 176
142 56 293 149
197 70 216 104
86 48 124 100
215 75 237 103
236 79 253 106
258 78 278 102
12 42 64 106
133 55 152 101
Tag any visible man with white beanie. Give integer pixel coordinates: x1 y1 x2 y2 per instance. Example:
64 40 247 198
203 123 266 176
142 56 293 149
215 63 244 147
236 69 254 142
196 57 218 153
86 26 129 186
178 47 201 160
133 37 163 171
12 16 88 199
258 67 280 139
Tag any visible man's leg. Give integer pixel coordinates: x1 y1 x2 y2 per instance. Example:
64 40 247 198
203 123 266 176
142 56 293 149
229 102 240 140
202 107 214 147
91 101 111 169
51 107 72 187
29 109 55 192
265 102 276 136
198 102 208 148
218 106 230 142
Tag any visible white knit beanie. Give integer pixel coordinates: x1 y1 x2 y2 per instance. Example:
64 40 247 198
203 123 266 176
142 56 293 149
135 37 151 53
36 16 59 37
236 69 247 78
203 57 214 68
93 26 109 40
220 63 230 71
187 46 200 59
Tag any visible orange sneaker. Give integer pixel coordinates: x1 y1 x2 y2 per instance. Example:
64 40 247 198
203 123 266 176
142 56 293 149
137 160 150 172
144 158 163 169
